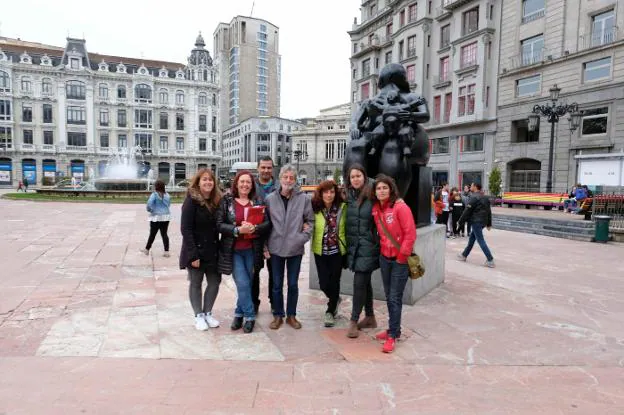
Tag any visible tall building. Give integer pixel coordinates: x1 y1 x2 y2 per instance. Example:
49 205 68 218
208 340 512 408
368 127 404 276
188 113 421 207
348 0 499 191
291 103 350 184
0 35 220 186
213 16 281 136
496 0 624 192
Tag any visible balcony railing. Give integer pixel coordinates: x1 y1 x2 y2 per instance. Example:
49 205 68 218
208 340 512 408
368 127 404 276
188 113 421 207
521 9 545 24
42 144 56 152
460 58 477 69
20 143 35 151
443 0 475 10
433 75 451 88
462 24 479 37
580 27 621 51
406 48 417 58
66 145 88 152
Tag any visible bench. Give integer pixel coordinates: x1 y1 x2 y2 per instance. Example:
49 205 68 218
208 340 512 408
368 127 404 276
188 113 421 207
577 197 594 220
500 192 567 209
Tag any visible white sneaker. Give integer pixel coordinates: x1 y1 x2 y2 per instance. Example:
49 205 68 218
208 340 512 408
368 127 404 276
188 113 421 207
204 312 220 328
140 248 149 255
195 313 209 331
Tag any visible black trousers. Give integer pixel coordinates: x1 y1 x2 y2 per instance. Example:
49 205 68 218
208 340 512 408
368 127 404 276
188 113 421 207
252 258 273 310
351 271 374 321
146 221 170 251
436 211 450 233
314 253 343 315
452 215 463 235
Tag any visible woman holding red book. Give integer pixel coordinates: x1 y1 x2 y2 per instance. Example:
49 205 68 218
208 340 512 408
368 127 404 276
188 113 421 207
216 170 271 333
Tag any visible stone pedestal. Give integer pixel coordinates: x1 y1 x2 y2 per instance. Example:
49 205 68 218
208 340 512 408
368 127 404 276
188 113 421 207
309 224 446 305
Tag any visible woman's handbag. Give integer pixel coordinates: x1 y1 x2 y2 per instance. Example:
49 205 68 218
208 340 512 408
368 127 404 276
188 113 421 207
378 216 425 279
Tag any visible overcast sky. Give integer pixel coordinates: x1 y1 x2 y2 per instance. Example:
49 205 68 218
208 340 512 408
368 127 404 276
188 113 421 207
1 0 361 119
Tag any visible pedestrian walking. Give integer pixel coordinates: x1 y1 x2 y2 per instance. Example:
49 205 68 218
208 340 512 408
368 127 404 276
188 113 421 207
141 179 171 257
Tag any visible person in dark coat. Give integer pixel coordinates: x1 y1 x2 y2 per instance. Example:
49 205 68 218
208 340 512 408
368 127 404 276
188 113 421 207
344 164 380 338
457 183 495 268
450 190 465 237
216 170 271 334
179 168 222 331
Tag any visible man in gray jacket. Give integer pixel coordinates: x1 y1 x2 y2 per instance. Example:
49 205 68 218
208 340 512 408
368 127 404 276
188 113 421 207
265 164 314 330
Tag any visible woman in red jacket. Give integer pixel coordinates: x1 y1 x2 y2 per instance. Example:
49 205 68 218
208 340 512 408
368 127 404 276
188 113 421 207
371 174 417 353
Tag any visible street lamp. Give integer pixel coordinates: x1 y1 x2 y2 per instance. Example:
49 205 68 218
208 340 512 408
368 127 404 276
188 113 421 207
528 84 582 193
292 149 308 180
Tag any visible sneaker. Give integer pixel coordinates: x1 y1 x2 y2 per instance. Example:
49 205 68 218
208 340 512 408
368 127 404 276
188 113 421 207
485 260 495 268
457 253 467 262
382 337 396 353
163 251 170 258
195 313 209 331
324 312 335 327
375 330 389 341
140 248 149 255
204 312 220 328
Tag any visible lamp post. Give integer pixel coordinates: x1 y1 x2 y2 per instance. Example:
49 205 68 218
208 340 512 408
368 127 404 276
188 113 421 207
528 84 582 193
292 149 308 183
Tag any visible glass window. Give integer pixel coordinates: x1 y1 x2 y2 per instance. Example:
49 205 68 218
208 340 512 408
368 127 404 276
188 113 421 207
159 112 168 130
522 0 545 23
67 106 86 124
581 107 608 136
431 137 449 154
99 109 109 126
199 115 207 132
42 78 52 94
460 42 477 68
461 171 483 187
176 113 184 130
462 133 484 152
22 105 32 122
160 136 168 150
176 137 184 150
134 109 153 129
66 81 86 99
0 71 9 92
21 77 32 92
521 35 544 66
440 25 450 49
67 132 86 146
117 109 127 127
591 10 615 46
176 91 184 105
43 131 54 145
462 7 479 35
117 85 126 99
199 93 207 106
99 84 108 98
43 104 53 123
159 89 168 104
511 119 539 143
118 134 127 148
199 138 207 152
100 133 109 148
583 57 611 82
134 84 152 102
23 129 33 144
516 75 541 96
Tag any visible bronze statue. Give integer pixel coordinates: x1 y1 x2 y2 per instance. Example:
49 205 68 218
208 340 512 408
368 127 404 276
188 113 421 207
344 63 432 227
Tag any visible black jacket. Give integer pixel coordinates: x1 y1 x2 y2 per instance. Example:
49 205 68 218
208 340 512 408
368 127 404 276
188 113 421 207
458 193 492 227
179 190 219 270
345 185 380 273
216 195 271 275
451 198 465 221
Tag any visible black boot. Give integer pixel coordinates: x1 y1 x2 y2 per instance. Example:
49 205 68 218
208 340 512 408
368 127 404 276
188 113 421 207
230 316 243 330
243 320 255 333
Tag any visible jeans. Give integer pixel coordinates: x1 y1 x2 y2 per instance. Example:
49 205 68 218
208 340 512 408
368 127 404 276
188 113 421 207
146 221 170 251
350 271 374 321
314 253 342 315
187 263 221 316
462 224 494 262
232 249 255 320
271 254 303 317
252 258 274 310
379 256 409 339
564 198 577 212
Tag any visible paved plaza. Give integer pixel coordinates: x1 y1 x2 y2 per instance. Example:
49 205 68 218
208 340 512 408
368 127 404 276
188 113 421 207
0 198 623 414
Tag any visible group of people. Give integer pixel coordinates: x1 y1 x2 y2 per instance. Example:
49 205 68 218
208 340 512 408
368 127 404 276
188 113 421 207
141 156 418 354
563 184 592 214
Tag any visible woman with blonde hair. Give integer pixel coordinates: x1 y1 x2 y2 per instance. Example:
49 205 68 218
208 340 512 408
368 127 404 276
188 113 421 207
179 168 223 331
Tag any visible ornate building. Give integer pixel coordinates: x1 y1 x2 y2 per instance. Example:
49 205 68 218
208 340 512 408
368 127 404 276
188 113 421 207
0 34 220 186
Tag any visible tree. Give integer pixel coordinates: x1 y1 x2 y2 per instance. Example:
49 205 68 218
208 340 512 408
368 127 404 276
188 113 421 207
333 168 342 184
489 166 502 197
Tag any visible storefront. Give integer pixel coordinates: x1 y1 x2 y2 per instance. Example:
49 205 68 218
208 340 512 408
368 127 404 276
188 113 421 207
22 159 36 184
70 160 85 180
42 159 56 183
0 158 12 185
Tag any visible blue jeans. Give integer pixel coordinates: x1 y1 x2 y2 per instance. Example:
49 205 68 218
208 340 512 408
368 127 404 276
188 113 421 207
462 224 494 262
379 256 409 339
233 249 255 320
271 254 303 317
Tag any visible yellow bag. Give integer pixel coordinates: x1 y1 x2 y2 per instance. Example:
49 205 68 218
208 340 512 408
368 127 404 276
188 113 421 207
378 217 425 279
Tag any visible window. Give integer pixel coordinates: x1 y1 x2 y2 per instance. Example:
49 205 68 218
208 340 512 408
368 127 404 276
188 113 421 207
407 36 416 57
460 42 477 68
117 85 126 99
176 137 184 150
0 71 9 92
67 106 86 124
176 91 185 105
591 10 615 47
386 23 393 36
458 84 475 116
433 96 441 123
66 81 86 99
353 43 358 54
385 51 392 64
134 84 152 103
67 132 86 147
440 25 451 49
462 8 479 35
43 131 53 145
42 78 52 94
0 100 11 120
399 9 406 26
516 75 541 96
99 109 109 126
444 93 452 123
159 113 168 130
584 57 611 82
511 119 539 143
70 58 80 69
212 94 217 106
406 65 416 83
212 139 217 152
439 56 449 81
117 109 127 127
581 107 608 136
431 137 449 154
160 136 168 151
134 133 152 152
462 133 484 152
22 105 32 122
21 77 32 92
522 0 544 24
176 113 184 130
43 104 53 123
362 59 371 77
23 129 33 144
198 93 208 106
159 89 168 104
100 133 109 148
408 3 417 22
134 109 153 129
337 139 347 160
199 115 207 132
199 138 207 152
0 126 12 149
325 140 335 160
521 35 544 66
361 83 370 100
461 171 483 187
99 84 108 99
118 134 127 148
399 40 404 60
212 116 217 133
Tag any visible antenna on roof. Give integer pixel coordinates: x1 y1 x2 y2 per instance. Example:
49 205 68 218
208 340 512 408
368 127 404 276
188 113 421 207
250 0 255 16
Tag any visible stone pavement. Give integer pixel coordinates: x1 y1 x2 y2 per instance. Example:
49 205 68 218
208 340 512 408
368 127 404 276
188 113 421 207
0 198 623 414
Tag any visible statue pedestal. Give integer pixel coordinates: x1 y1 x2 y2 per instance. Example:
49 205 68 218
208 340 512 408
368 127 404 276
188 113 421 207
309 224 446 305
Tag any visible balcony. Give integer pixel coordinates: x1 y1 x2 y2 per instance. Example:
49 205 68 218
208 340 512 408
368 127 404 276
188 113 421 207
521 8 545 24
406 48 417 58
435 7 451 21
579 27 621 52
509 49 546 70
19 143 35 152
442 0 475 10
41 144 56 153
433 75 452 89
66 145 88 153
461 24 479 37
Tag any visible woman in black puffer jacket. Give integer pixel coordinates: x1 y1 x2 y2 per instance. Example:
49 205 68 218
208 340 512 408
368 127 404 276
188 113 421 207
345 164 380 338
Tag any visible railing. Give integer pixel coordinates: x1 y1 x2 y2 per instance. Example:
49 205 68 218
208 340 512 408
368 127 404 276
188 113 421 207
460 58 477 69
592 194 624 231
521 9 545 24
66 145 88 152
433 75 451 86
20 144 35 151
407 48 417 58
41 144 55 152
579 27 621 51
462 24 479 37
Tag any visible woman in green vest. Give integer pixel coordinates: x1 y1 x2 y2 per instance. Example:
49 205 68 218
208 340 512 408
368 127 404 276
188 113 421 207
311 180 347 327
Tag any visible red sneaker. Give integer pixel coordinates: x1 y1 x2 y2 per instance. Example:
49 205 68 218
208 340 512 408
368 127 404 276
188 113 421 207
375 330 389 341
382 337 396 353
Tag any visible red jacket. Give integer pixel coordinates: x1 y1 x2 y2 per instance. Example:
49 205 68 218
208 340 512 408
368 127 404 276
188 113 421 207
372 199 417 264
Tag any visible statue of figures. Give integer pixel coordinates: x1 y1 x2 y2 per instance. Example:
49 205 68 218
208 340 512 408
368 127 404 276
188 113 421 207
343 63 432 227
147 168 155 191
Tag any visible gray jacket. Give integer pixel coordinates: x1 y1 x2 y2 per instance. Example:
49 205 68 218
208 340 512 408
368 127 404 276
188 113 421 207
266 185 314 257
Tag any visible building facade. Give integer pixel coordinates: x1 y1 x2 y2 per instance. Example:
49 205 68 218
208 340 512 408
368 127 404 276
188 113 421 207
497 0 624 192
221 116 302 176
213 16 281 136
348 0 500 191
0 35 220 186
291 103 350 185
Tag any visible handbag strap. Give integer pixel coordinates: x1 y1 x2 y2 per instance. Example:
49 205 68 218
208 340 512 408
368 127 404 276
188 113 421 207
377 213 401 251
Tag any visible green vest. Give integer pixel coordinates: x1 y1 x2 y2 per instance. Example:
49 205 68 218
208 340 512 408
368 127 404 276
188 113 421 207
312 203 347 256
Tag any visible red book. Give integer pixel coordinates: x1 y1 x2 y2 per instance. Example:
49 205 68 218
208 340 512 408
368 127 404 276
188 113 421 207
244 206 265 239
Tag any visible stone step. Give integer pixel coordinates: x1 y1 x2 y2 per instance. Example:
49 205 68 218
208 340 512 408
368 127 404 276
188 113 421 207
494 223 595 242
492 219 595 236
493 213 594 228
